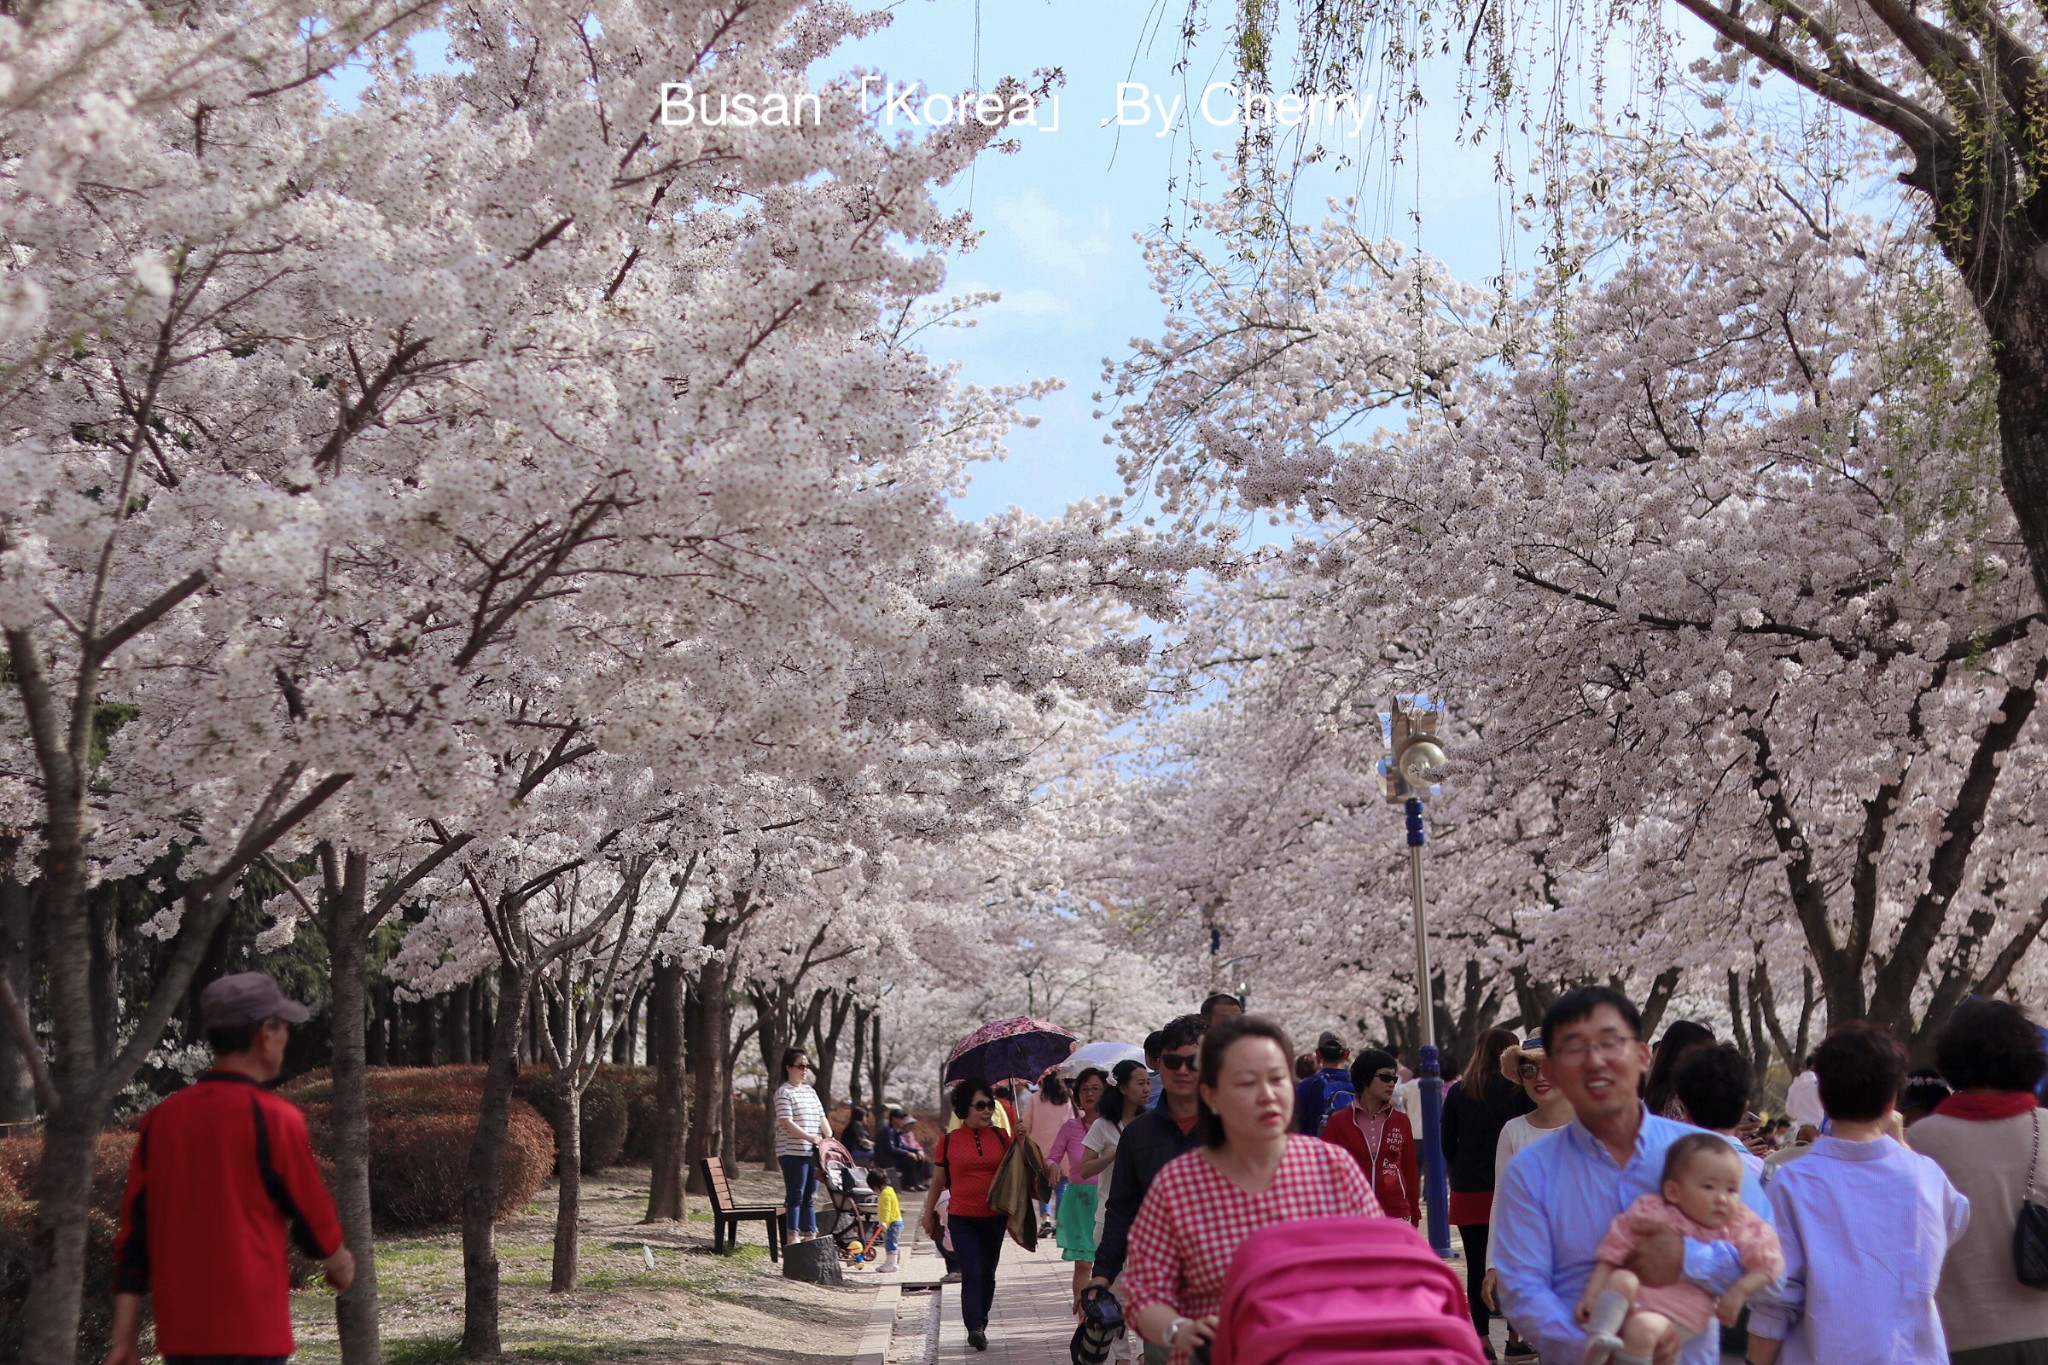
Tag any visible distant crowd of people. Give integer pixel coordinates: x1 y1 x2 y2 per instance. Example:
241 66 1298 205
921 989 2042 1365
96 972 2046 1365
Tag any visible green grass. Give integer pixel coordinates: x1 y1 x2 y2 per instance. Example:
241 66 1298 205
291 1167 860 1365
383 1335 463 1365
375 1240 455 1270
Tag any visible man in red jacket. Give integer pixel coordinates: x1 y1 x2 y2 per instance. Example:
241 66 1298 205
106 972 354 1365
1320 1047 1421 1224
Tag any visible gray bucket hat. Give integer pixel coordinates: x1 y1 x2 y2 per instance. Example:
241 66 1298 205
199 971 312 1030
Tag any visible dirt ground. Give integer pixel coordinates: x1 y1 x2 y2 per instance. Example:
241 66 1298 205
289 1166 881 1365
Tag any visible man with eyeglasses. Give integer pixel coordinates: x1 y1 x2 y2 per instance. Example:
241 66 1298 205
1088 1012 1207 1364
1493 986 1772 1365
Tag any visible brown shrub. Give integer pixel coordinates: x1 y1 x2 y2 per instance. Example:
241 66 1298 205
733 1098 771 1163
0 1194 118 1362
0 1133 135 1363
364 1106 553 1227
0 1131 136 1210
614 1066 663 1164
512 1067 630 1174
288 1066 555 1229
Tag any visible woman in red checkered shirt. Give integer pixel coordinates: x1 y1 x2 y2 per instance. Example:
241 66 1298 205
1119 1015 1382 1359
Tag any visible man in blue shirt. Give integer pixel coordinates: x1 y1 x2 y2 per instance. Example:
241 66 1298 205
1494 986 1771 1365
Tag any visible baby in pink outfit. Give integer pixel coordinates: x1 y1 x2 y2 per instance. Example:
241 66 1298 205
1576 1133 1783 1365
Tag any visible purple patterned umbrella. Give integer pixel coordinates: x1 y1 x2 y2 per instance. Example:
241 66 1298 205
944 1015 1078 1087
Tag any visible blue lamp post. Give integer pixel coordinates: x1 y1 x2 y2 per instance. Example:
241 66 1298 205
1378 694 1452 1259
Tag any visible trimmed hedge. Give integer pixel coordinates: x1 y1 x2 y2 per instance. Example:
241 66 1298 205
733 1098 770 1163
0 1132 134 1363
0 1130 135 1208
287 1066 553 1229
613 1067 663 1165
512 1067 629 1175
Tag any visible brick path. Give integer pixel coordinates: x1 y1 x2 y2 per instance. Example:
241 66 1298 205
905 1221 1081 1365
888 1213 1741 1365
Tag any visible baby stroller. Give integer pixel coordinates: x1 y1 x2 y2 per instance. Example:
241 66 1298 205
814 1137 877 1255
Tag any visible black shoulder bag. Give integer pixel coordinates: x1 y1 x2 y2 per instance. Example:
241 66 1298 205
2018 1109 2048 1288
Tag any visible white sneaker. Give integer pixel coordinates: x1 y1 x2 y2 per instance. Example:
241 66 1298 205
1583 1333 1622 1365
878 1254 899 1272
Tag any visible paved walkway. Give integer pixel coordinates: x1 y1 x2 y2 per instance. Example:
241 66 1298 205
931 1235 1079 1364
884 1214 1739 1365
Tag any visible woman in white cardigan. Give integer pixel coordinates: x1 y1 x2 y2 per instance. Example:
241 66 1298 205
1909 998 2048 1365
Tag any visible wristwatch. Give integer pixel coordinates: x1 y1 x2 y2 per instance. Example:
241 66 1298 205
1165 1317 1191 1349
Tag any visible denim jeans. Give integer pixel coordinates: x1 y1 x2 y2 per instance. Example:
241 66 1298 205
778 1153 818 1235
949 1212 1006 1331
884 1219 901 1253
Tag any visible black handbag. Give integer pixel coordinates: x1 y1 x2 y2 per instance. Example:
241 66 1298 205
2018 1110 2048 1289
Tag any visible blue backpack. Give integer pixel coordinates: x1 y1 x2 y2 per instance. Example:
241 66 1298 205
1315 1070 1357 1134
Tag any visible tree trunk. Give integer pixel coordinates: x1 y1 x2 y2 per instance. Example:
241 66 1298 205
722 1078 738 1177
847 1004 869 1113
550 1072 583 1291
87 886 122 1067
644 959 689 1221
476 974 495 1063
461 959 527 1359
1747 972 1770 1097
21 760 103 1365
23 1098 98 1364
0 861 34 1123
683 964 729 1195
415 996 436 1066
613 985 643 1065
366 983 389 1066
323 850 383 1365
448 982 473 1067
868 1008 886 1111
813 990 852 1108
753 992 789 1173
1636 967 1683 1041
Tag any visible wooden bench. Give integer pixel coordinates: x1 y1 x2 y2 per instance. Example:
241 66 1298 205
700 1158 785 1260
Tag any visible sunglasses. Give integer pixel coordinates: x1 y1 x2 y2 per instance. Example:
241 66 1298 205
1158 1053 1200 1071
1373 1071 1399 1084
970 1099 996 1111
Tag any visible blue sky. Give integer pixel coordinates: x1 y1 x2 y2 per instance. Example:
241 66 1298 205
836 0 1539 523
338 6 1707 525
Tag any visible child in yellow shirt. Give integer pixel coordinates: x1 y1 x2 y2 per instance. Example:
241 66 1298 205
867 1170 902 1273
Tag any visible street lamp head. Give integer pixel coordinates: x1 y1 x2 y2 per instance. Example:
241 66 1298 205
1398 737 1447 788
1380 695 1450 805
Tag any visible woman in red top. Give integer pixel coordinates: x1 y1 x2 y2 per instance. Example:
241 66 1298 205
1120 1015 1380 1360
921 1078 1012 1352
1321 1047 1420 1223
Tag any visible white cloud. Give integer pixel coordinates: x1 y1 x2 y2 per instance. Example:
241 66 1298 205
986 188 1120 284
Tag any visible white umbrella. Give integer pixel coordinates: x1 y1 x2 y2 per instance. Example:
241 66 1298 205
1058 1040 1144 1078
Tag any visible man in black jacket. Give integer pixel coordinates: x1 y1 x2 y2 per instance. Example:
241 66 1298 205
875 1108 931 1188
1088 1012 1207 1361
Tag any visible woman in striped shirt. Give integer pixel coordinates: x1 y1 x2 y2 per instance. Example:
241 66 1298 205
772 1047 832 1242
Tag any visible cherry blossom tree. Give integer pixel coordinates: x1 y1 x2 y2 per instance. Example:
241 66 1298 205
1111 125 2047 1057
1199 0 2048 622
1 1 1193 1360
